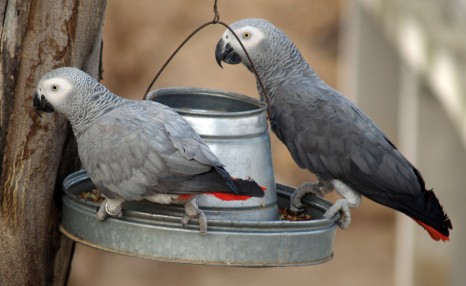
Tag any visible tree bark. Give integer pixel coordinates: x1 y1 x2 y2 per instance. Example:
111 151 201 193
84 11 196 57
0 1 107 285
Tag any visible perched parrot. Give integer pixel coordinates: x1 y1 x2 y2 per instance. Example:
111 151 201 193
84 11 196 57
215 18 451 241
33 67 264 235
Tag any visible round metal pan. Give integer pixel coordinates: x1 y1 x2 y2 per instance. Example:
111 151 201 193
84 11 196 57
60 170 338 267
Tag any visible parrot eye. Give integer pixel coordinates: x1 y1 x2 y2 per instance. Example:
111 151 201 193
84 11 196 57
51 84 59 91
243 32 251 39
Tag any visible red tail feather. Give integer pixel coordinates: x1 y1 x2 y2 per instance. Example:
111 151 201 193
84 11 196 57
210 193 253 201
178 194 194 200
414 219 449 242
177 186 267 202
210 185 267 201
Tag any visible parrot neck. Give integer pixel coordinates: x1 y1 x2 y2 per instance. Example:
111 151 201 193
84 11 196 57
68 86 125 137
253 41 320 102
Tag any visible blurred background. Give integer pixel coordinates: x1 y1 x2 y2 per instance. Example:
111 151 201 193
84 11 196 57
68 0 465 285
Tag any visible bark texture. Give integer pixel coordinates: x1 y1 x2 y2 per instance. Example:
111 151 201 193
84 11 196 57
0 1 107 285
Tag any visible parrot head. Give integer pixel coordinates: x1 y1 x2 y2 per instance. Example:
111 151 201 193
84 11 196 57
215 18 272 67
33 67 119 136
33 67 114 118
33 67 84 114
215 18 289 70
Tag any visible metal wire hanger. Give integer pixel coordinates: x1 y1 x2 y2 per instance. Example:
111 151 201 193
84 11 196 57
143 0 271 116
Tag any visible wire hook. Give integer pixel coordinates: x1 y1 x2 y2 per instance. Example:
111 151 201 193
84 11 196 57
213 0 220 22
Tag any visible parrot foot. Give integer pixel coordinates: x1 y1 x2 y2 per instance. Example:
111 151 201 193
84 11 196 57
181 197 208 235
323 199 352 229
324 180 362 229
290 181 330 213
96 198 124 221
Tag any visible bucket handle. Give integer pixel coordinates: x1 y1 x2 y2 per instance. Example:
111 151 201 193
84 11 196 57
142 0 271 117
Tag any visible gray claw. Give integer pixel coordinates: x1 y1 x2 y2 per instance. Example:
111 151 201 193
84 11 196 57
323 199 352 229
95 198 123 221
290 182 324 213
96 204 108 221
182 196 208 235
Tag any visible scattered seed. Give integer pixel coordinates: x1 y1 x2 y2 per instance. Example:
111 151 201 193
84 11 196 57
79 189 104 203
279 208 312 221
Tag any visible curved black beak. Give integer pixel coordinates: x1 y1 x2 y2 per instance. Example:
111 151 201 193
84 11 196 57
33 92 55 113
215 38 242 68
215 39 225 68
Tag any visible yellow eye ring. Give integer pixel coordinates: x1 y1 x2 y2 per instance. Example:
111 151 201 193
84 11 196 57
243 32 251 39
51 84 59 91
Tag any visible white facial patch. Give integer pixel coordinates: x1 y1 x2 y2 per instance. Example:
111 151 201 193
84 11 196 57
223 26 265 51
40 77 73 107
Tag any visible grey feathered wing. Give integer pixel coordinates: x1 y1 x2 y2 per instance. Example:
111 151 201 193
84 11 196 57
270 82 451 236
77 101 232 201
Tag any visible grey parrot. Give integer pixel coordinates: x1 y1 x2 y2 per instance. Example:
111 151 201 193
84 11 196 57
33 67 264 235
215 18 451 241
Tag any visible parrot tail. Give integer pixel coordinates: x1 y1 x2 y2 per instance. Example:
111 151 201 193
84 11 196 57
375 191 451 241
367 166 452 241
209 181 266 201
210 178 266 200
165 166 265 201
232 177 267 197
211 166 266 200
410 188 452 241
410 166 452 241
414 219 450 241
213 166 240 194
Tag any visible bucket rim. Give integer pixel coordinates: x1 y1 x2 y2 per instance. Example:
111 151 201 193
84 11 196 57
146 86 267 117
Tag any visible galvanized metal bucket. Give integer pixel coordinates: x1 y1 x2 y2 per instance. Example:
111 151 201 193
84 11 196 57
147 87 278 221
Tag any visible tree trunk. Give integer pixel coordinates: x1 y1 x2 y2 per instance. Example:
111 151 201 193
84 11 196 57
0 1 107 285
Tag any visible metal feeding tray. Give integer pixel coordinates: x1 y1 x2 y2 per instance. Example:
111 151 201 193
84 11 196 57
60 170 338 266
59 87 338 266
